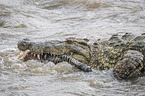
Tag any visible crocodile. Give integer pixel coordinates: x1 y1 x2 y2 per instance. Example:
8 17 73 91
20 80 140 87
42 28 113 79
17 33 145 80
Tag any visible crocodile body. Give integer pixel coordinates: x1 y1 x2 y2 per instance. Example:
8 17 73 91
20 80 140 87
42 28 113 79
17 33 145 80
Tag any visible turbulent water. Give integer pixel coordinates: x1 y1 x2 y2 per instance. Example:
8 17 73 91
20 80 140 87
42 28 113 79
0 0 145 96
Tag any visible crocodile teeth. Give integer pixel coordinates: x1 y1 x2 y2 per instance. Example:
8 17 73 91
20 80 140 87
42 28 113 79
44 54 47 59
25 50 30 54
37 54 40 60
19 51 25 60
18 50 31 61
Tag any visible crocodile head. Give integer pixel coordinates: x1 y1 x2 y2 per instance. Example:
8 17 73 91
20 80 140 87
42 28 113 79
17 38 44 61
18 38 64 62
17 38 92 72
17 38 90 63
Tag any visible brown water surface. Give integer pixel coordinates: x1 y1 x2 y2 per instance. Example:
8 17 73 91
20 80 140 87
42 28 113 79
0 0 145 96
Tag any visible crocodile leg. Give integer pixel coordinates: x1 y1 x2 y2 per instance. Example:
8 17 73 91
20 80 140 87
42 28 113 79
113 56 143 80
129 41 145 56
113 43 144 80
129 41 145 73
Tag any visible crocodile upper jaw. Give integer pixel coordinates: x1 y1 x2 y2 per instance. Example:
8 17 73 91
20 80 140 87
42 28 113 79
18 50 54 62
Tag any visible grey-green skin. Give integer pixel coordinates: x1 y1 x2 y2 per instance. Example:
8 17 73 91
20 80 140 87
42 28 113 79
17 33 145 80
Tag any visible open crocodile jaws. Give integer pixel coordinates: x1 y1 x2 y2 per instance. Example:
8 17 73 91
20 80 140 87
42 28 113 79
17 39 92 72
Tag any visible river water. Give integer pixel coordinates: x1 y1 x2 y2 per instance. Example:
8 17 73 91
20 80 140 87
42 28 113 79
0 0 145 96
